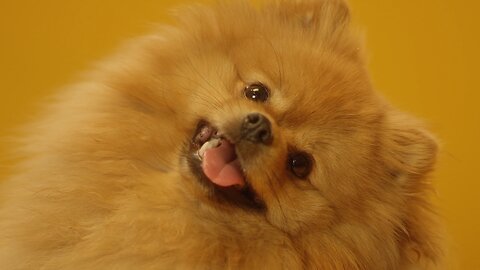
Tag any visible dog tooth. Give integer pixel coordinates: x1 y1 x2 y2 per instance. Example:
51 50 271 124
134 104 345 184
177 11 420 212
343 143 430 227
198 138 221 158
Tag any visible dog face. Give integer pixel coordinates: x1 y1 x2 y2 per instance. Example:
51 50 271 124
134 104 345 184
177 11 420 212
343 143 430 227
179 37 381 232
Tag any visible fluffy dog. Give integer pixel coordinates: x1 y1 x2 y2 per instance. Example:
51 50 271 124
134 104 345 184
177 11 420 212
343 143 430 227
0 0 443 269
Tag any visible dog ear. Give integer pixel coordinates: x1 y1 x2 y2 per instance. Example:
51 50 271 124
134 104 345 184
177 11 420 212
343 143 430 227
382 111 444 265
269 0 361 59
272 0 350 34
382 111 438 182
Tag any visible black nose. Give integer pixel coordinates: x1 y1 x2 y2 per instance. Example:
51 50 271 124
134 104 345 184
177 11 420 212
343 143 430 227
241 113 272 144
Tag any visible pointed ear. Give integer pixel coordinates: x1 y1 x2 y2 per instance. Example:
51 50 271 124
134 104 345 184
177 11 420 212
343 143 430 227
382 111 438 181
272 0 350 34
269 0 361 59
382 111 444 264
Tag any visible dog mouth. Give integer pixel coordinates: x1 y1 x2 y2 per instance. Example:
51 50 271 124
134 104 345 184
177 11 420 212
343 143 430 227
187 120 264 210
193 122 245 187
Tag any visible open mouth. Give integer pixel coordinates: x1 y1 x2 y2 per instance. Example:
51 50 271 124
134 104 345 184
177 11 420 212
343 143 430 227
187 120 264 210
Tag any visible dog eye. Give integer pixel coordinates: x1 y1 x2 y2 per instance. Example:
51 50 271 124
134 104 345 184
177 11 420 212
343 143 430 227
244 83 269 102
288 152 312 179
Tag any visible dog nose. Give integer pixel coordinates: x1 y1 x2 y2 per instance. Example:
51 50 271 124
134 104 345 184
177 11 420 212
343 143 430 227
241 113 272 144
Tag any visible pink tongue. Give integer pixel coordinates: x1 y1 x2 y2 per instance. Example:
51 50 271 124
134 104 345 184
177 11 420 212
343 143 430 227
201 140 245 187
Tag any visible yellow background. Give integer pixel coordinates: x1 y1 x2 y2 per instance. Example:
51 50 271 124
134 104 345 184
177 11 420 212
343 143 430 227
0 0 478 268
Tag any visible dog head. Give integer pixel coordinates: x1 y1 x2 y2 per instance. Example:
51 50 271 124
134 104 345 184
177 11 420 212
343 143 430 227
109 0 440 264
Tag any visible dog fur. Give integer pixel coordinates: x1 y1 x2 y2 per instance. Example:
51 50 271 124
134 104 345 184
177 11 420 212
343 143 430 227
0 0 443 269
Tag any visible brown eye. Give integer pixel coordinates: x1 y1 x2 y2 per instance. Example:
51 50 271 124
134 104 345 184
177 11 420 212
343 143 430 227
288 152 312 179
244 83 269 102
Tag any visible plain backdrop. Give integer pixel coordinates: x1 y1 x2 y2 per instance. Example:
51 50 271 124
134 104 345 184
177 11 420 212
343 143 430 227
0 0 478 268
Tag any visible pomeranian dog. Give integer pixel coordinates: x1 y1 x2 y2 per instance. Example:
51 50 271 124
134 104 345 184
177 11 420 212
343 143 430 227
0 0 443 269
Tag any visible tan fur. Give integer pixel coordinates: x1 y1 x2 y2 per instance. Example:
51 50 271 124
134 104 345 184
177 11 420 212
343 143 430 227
0 0 443 269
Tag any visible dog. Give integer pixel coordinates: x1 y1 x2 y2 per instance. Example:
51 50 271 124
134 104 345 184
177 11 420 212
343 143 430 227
0 0 443 269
